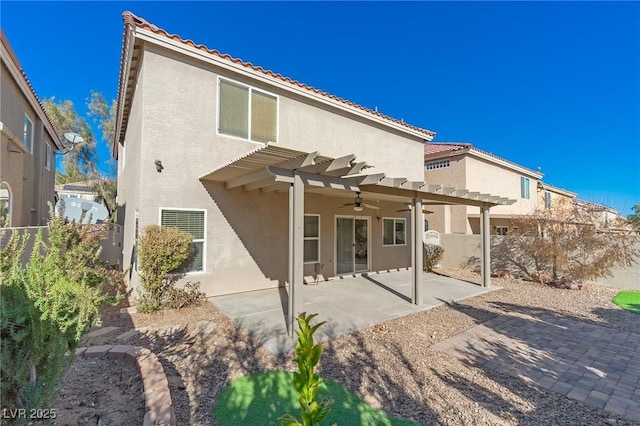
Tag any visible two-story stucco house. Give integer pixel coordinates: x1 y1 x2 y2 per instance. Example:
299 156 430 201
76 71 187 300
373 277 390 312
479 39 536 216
537 182 576 212
424 142 543 235
1 30 62 228
113 13 514 329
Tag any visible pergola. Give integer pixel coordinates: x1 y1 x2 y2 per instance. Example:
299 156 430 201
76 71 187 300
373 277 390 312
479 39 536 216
200 143 515 335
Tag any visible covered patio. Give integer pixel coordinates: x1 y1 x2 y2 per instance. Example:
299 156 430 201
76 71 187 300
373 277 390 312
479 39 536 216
201 143 514 338
209 269 501 355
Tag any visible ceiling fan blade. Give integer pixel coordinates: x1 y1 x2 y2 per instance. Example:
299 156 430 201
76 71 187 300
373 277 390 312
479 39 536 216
396 208 434 214
362 203 381 210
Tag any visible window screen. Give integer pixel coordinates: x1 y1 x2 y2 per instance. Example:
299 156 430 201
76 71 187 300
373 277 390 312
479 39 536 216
160 209 205 272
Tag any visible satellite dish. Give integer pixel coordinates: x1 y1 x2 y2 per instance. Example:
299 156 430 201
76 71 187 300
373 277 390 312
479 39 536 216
64 132 84 145
61 132 84 153
55 198 109 224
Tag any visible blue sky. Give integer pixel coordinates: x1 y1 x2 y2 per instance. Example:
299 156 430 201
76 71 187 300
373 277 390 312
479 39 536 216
2 1 639 214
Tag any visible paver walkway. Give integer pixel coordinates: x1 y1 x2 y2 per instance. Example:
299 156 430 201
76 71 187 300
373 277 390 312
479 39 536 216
432 313 640 421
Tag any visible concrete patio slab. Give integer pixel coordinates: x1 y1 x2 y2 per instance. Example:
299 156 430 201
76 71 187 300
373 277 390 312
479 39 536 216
210 269 500 355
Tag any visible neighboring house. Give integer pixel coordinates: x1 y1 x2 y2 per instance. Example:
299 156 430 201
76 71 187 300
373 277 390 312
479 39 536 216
0 30 62 227
112 11 513 323
424 142 540 235
55 180 101 202
537 182 576 212
573 198 621 226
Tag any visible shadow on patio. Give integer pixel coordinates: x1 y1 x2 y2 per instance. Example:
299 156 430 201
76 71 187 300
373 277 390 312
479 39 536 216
209 269 500 355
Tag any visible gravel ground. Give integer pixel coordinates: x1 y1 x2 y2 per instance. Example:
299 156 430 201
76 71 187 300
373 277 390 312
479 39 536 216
91 269 640 425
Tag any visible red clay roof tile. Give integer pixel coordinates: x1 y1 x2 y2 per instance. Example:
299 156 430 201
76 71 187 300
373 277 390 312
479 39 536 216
118 11 436 140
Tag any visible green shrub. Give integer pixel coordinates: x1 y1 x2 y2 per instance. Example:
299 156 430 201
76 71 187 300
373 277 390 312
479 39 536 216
423 243 444 272
136 225 193 313
0 215 124 417
279 312 334 426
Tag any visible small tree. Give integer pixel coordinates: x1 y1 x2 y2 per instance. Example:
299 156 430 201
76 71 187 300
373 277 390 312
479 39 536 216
279 313 334 426
628 204 640 231
507 204 640 284
136 225 193 313
0 214 124 416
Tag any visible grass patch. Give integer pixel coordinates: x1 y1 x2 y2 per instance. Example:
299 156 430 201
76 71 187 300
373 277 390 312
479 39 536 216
612 290 640 314
212 371 423 425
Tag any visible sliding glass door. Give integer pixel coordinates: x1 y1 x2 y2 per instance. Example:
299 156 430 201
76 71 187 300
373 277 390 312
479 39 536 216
336 217 369 274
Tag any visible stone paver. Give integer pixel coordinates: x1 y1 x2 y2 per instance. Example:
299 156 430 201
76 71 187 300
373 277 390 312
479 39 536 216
432 314 640 421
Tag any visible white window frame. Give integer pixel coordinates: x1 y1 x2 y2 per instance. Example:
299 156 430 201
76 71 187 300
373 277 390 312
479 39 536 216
520 177 530 199
158 207 207 274
303 214 320 264
382 217 406 246
0 181 12 228
217 76 279 144
23 114 34 154
44 142 52 170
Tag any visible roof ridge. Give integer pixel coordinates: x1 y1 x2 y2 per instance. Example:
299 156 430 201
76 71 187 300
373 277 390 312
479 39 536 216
119 11 435 139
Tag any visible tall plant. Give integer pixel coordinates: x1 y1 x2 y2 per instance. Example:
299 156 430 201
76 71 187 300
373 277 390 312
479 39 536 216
279 312 334 426
0 214 124 416
136 225 193 313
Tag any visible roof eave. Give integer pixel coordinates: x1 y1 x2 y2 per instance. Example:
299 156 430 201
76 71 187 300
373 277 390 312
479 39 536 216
112 15 436 153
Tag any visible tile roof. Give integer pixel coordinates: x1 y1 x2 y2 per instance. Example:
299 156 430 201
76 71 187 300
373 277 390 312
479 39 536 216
423 142 470 156
0 30 62 150
116 12 435 145
424 141 543 178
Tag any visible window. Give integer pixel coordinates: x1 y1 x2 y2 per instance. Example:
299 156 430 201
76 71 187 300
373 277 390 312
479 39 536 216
383 218 406 246
304 215 320 263
218 78 277 143
23 115 33 153
544 191 551 209
44 143 52 170
426 159 450 170
520 177 530 199
496 226 508 236
160 209 206 273
0 182 11 228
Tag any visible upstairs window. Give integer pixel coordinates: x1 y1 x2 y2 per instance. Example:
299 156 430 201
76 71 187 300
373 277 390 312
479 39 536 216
426 159 450 170
520 177 530 199
218 78 278 143
44 143 52 170
544 191 552 209
23 115 33 153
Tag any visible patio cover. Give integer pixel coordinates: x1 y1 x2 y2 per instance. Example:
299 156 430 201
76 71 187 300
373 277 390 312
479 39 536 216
200 143 515 335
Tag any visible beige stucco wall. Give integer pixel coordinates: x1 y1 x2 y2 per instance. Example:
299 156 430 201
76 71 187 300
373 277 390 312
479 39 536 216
118 44 419 296
1 61 56 227
424 153 541 235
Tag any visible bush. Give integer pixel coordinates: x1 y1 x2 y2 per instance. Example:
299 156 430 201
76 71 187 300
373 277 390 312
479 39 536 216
0 215 124 417
163 281 206 310
136 225 193 313
423 243 444 272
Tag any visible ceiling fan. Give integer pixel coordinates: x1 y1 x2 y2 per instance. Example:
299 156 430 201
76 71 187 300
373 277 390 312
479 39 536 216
339 192 380 212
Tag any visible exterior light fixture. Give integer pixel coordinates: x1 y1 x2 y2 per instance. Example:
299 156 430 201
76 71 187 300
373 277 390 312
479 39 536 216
353 193 363 212
155 160 163 172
